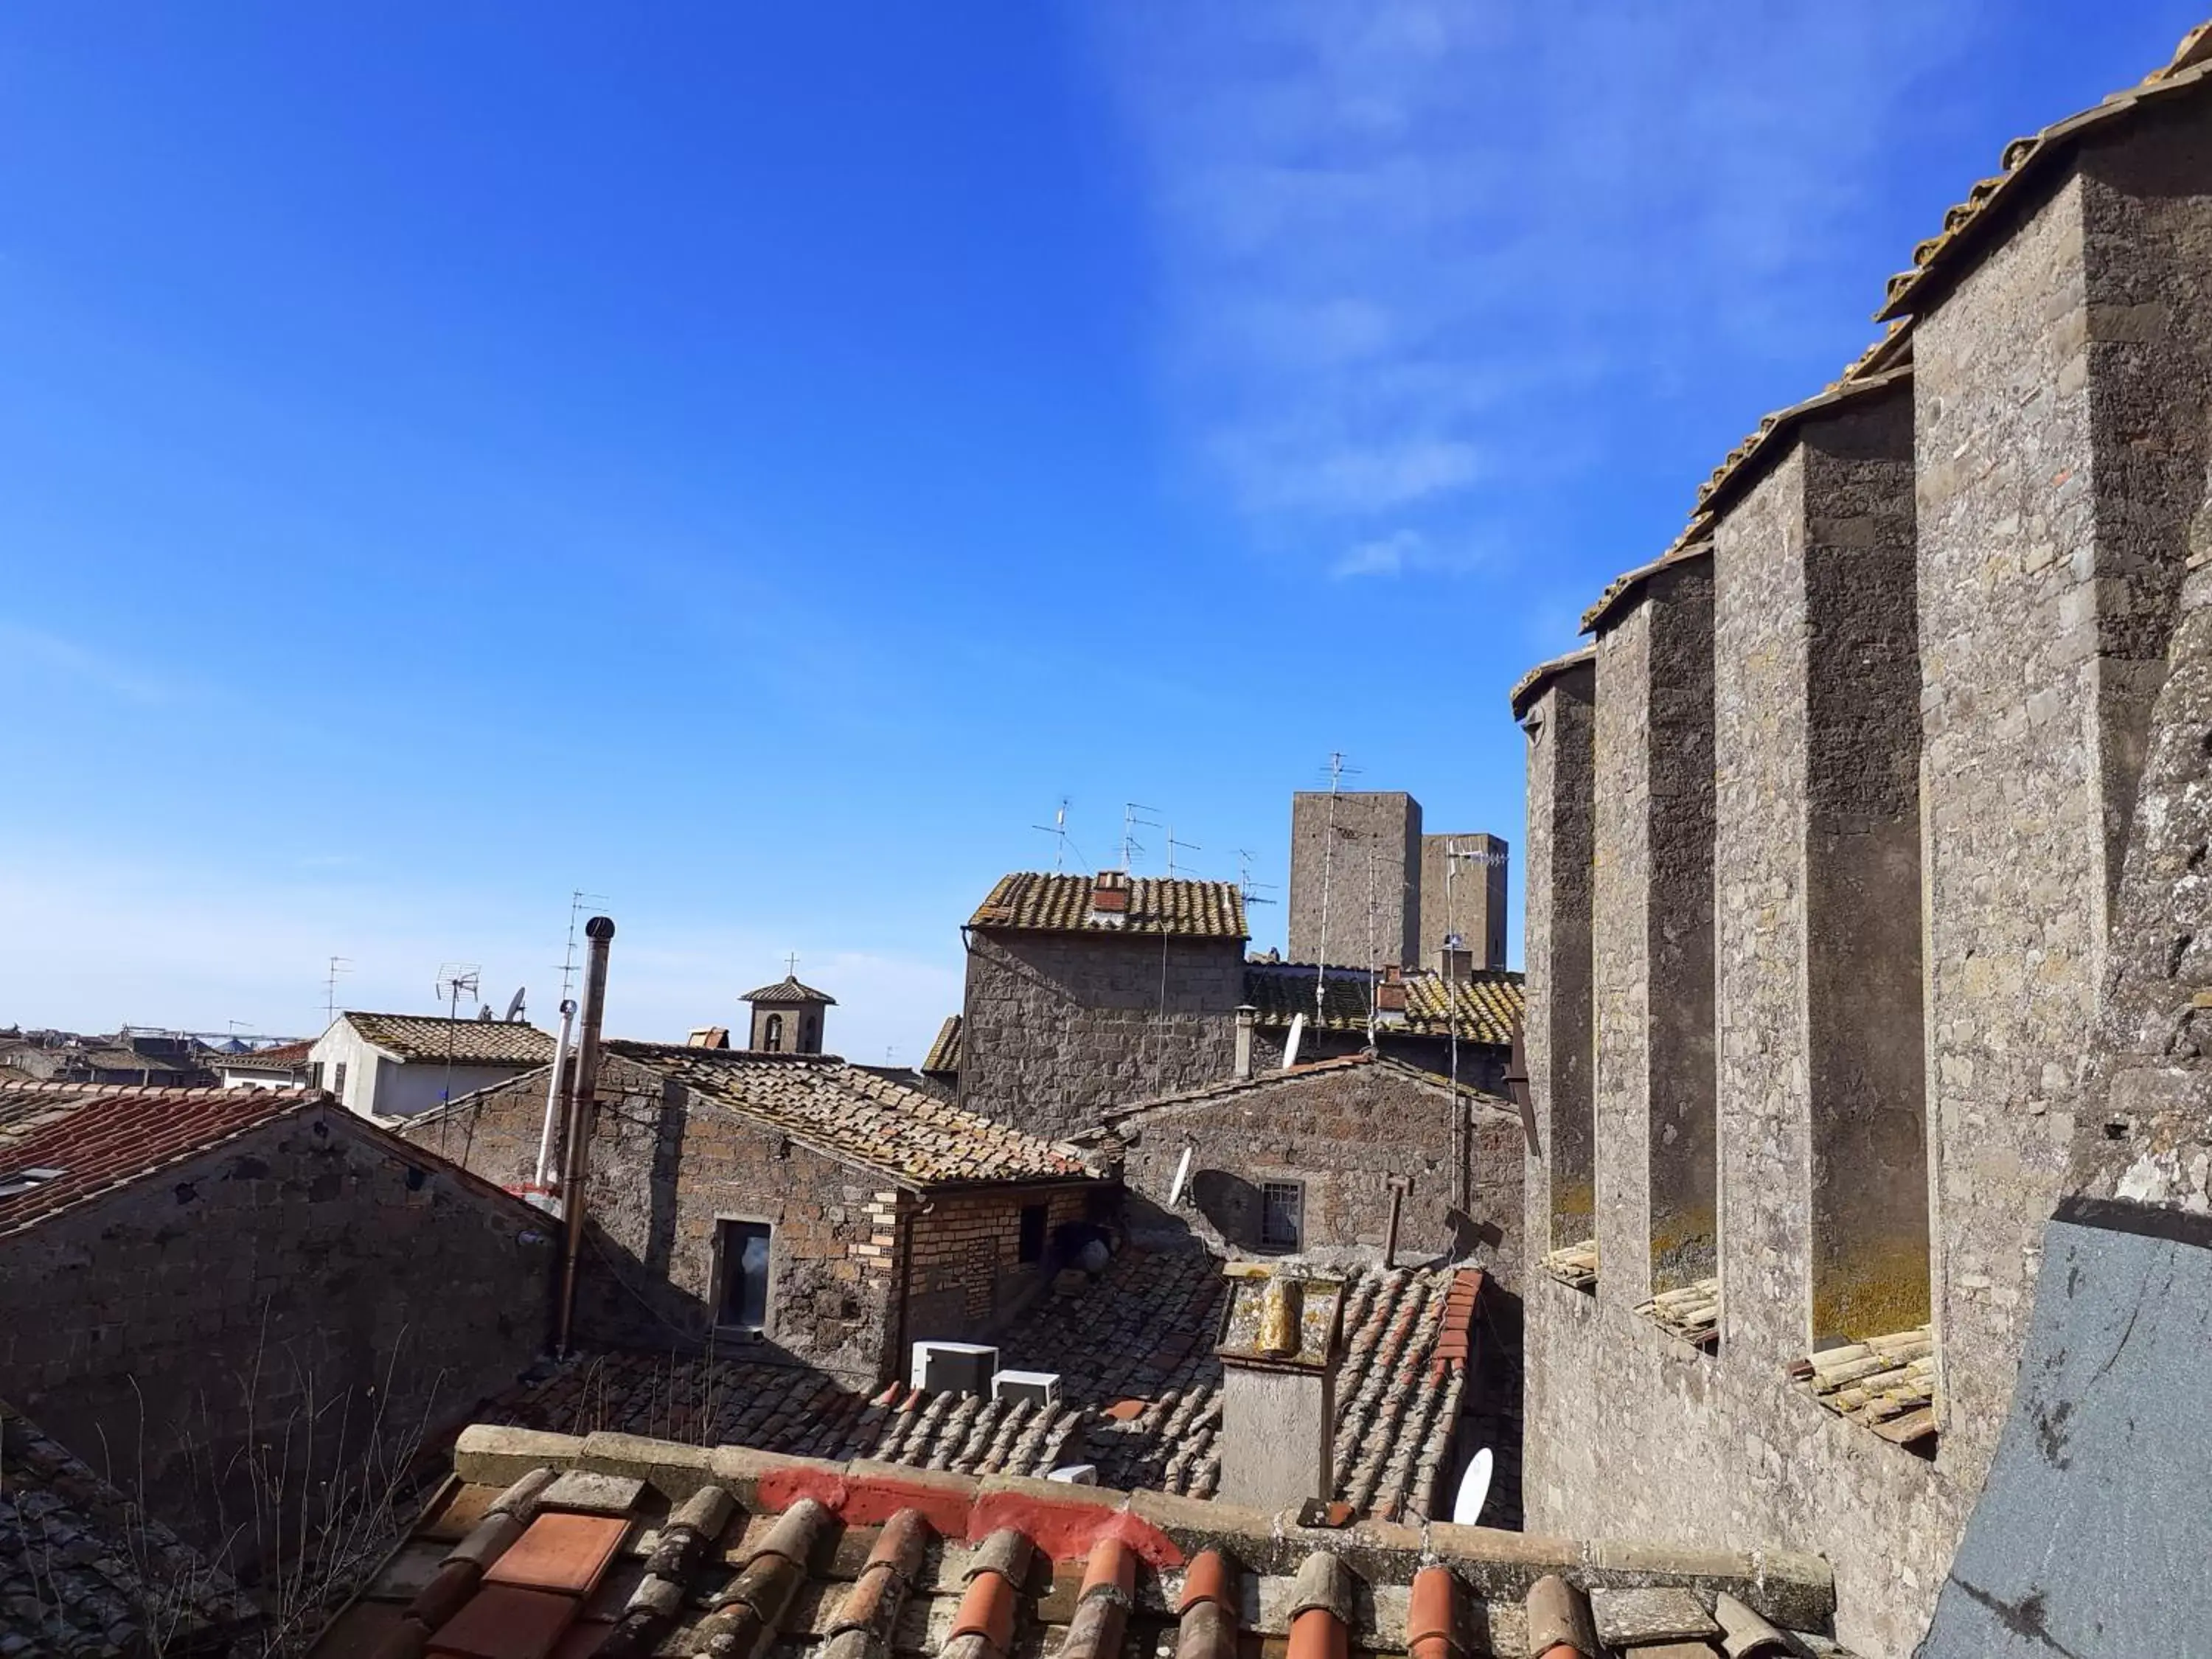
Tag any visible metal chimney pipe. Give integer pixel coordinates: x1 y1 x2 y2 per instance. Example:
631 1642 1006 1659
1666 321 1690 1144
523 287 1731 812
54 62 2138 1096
555 916 615 1357
1234 1004 1256 1081
534 997 578 1193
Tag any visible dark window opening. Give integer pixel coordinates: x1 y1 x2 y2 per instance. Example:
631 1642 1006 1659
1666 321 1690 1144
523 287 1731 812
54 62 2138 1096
1259 1180 1304 1251
800 1015 819 1052
763 1014 784 1053
718 1220 771 1330
333 1061 348 1096
1018 1203 1048 1265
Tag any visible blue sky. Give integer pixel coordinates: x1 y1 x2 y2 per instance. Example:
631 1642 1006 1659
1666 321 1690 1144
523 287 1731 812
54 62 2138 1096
2 3 2201 1059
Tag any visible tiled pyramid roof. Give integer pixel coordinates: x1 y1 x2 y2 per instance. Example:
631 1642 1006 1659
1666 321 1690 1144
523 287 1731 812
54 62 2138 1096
740 975 838 1006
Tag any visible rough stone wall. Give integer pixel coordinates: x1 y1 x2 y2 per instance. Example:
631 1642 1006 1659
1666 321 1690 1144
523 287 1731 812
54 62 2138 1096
1420 832 1510 972
1287 790 1422 967
902 1184 1096 1343
1110 1064 1526 1284
1522 664 1597 1252
957 931 1242 1139
403 1058 900 1379
0 1106 552 1564
1592 563 1717 1304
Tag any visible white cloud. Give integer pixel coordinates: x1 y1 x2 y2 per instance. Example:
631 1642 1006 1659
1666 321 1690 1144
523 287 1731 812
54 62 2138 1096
1091 0 1985 571
0 619 186 705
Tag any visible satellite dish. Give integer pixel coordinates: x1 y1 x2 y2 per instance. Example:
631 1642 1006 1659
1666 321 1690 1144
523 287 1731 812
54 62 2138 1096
1284 1012 1307 1070
1450 1447 1494 1526
504 987 527 1022
1167 1144 1195 1208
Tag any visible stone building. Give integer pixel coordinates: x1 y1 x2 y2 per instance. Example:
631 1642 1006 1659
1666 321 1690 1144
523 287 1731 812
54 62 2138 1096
1287 793 1512 973
0 1082 553 1569
308 1009 554 1119
1512 24 2212 1656
405 1042 1107 1379
1419 831 1509 975
1091 1051 1526 1287
958 872 1248 1139
740 973 835 1054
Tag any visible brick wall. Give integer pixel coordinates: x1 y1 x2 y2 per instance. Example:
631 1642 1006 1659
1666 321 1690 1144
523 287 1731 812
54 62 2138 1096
1110 1062 1525 1287
901 1185 1098 1343
957 931 1243 1138
0 1105 552 1565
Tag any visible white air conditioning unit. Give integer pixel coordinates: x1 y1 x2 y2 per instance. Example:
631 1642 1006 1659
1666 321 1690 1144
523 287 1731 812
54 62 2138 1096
992 1368 1062 1410
911 1340 998 1397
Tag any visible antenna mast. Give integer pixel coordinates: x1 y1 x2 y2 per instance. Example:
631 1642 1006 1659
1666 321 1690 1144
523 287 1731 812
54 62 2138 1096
557 889 613 1001
1031 798 1074 872
1314 751 1358 1021
1166 827 1202 877
1121 802 1160 872
322 956 353 1026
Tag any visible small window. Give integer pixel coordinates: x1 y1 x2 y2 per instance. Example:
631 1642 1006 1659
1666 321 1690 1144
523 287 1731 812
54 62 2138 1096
333 1061 348 1096
763 1013 784 1053
1259 1180 1304 1252
717 1220 772 1330
1018 1203 1048 1265
800 1014 819 1052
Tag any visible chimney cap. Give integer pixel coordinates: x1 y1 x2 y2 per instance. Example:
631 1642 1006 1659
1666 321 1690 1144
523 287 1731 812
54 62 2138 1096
585 916 616 941
1217 1262 1343 1371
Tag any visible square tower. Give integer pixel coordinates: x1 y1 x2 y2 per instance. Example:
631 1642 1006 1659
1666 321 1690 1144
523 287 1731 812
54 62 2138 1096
1421 832 1510 974
1287 791 1422 967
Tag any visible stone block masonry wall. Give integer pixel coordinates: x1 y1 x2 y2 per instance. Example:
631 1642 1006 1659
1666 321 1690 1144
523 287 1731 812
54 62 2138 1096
1420 832 1510 972
1593 562 1717 1304
404 1059 899 1379
0 1105 553 1565
1521 661 1596 1252
1916 102 2212 1495
958 931 1243 1139
1287 790 1422 967
1111 1064 1526 1285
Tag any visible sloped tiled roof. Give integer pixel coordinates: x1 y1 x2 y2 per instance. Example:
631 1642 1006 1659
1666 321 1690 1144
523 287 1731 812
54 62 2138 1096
1877 23 2212 321
970 874 1248 940
490 1249 1498 1526
740 975 838 1006
1579 538 1714 637
338 1012 557 1066
1242 963 1523 1045
1507 644 1597 722
603 1043 1095 1189
2 1402 264 1656
1101 1052 1517 1126
0 1084 320 1235
922 1014 961 1075
312 1417 1846 1659
218 1040 314 1072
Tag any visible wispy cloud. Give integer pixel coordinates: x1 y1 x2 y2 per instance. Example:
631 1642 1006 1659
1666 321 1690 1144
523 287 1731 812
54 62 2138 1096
0 619 184 704
1091 0 1983 574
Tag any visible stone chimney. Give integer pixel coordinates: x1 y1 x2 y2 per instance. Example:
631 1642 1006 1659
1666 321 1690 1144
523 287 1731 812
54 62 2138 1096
1089 869 1131 928
1234 1005 1256 1079
1214 1263 1343 1510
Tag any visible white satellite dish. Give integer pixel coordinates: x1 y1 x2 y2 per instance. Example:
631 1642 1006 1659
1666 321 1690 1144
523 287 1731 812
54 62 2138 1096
1284 1012 1307 1070
1450 1447 1494 1526
504 987 527 1022
1167 1144 1195 1208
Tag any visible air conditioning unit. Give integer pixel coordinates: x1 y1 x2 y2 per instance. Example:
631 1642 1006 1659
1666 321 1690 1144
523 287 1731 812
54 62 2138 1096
911 1340 998 1397
992 1368 1062 1410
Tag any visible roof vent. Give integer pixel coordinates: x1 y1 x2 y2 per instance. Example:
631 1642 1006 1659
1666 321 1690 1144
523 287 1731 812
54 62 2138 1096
1090 870 1131 927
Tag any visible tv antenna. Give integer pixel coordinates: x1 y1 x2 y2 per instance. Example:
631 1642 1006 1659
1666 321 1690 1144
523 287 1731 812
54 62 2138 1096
1320 751 1362 792
434 964 482 1018
1032 798 1074 872
322 956 353 1026
1234 849 1279 906
1166 827 1202 877
557 889 613 1001
1121 802 1160 872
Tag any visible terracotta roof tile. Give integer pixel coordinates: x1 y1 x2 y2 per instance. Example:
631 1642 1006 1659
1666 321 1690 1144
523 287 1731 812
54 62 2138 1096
1242 964 1523 1046
1790 1326 1936 1446
922 1015 963 1076
341 1012 556 1067
970 874 1248 940
1877 24 2212 321
741 975 838 1006
217 1039 316 1071
1508 647 1597 722
1579 539 1713 638
317 1428 1854 1658
0 1083 321 1234
599 1044 1094 1189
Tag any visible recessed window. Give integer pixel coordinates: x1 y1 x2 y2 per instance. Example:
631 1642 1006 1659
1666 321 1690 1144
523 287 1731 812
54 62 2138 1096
800 1015 819 1052
763 1014 784 1053
717 1220 772 1330
1018 1203 1048 1265
333 1061 348 1096
1259 1180 1304 1251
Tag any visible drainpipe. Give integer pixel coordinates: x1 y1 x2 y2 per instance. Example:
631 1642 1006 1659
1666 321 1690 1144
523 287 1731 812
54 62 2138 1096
555 916 614 1357
535 998 579 1193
